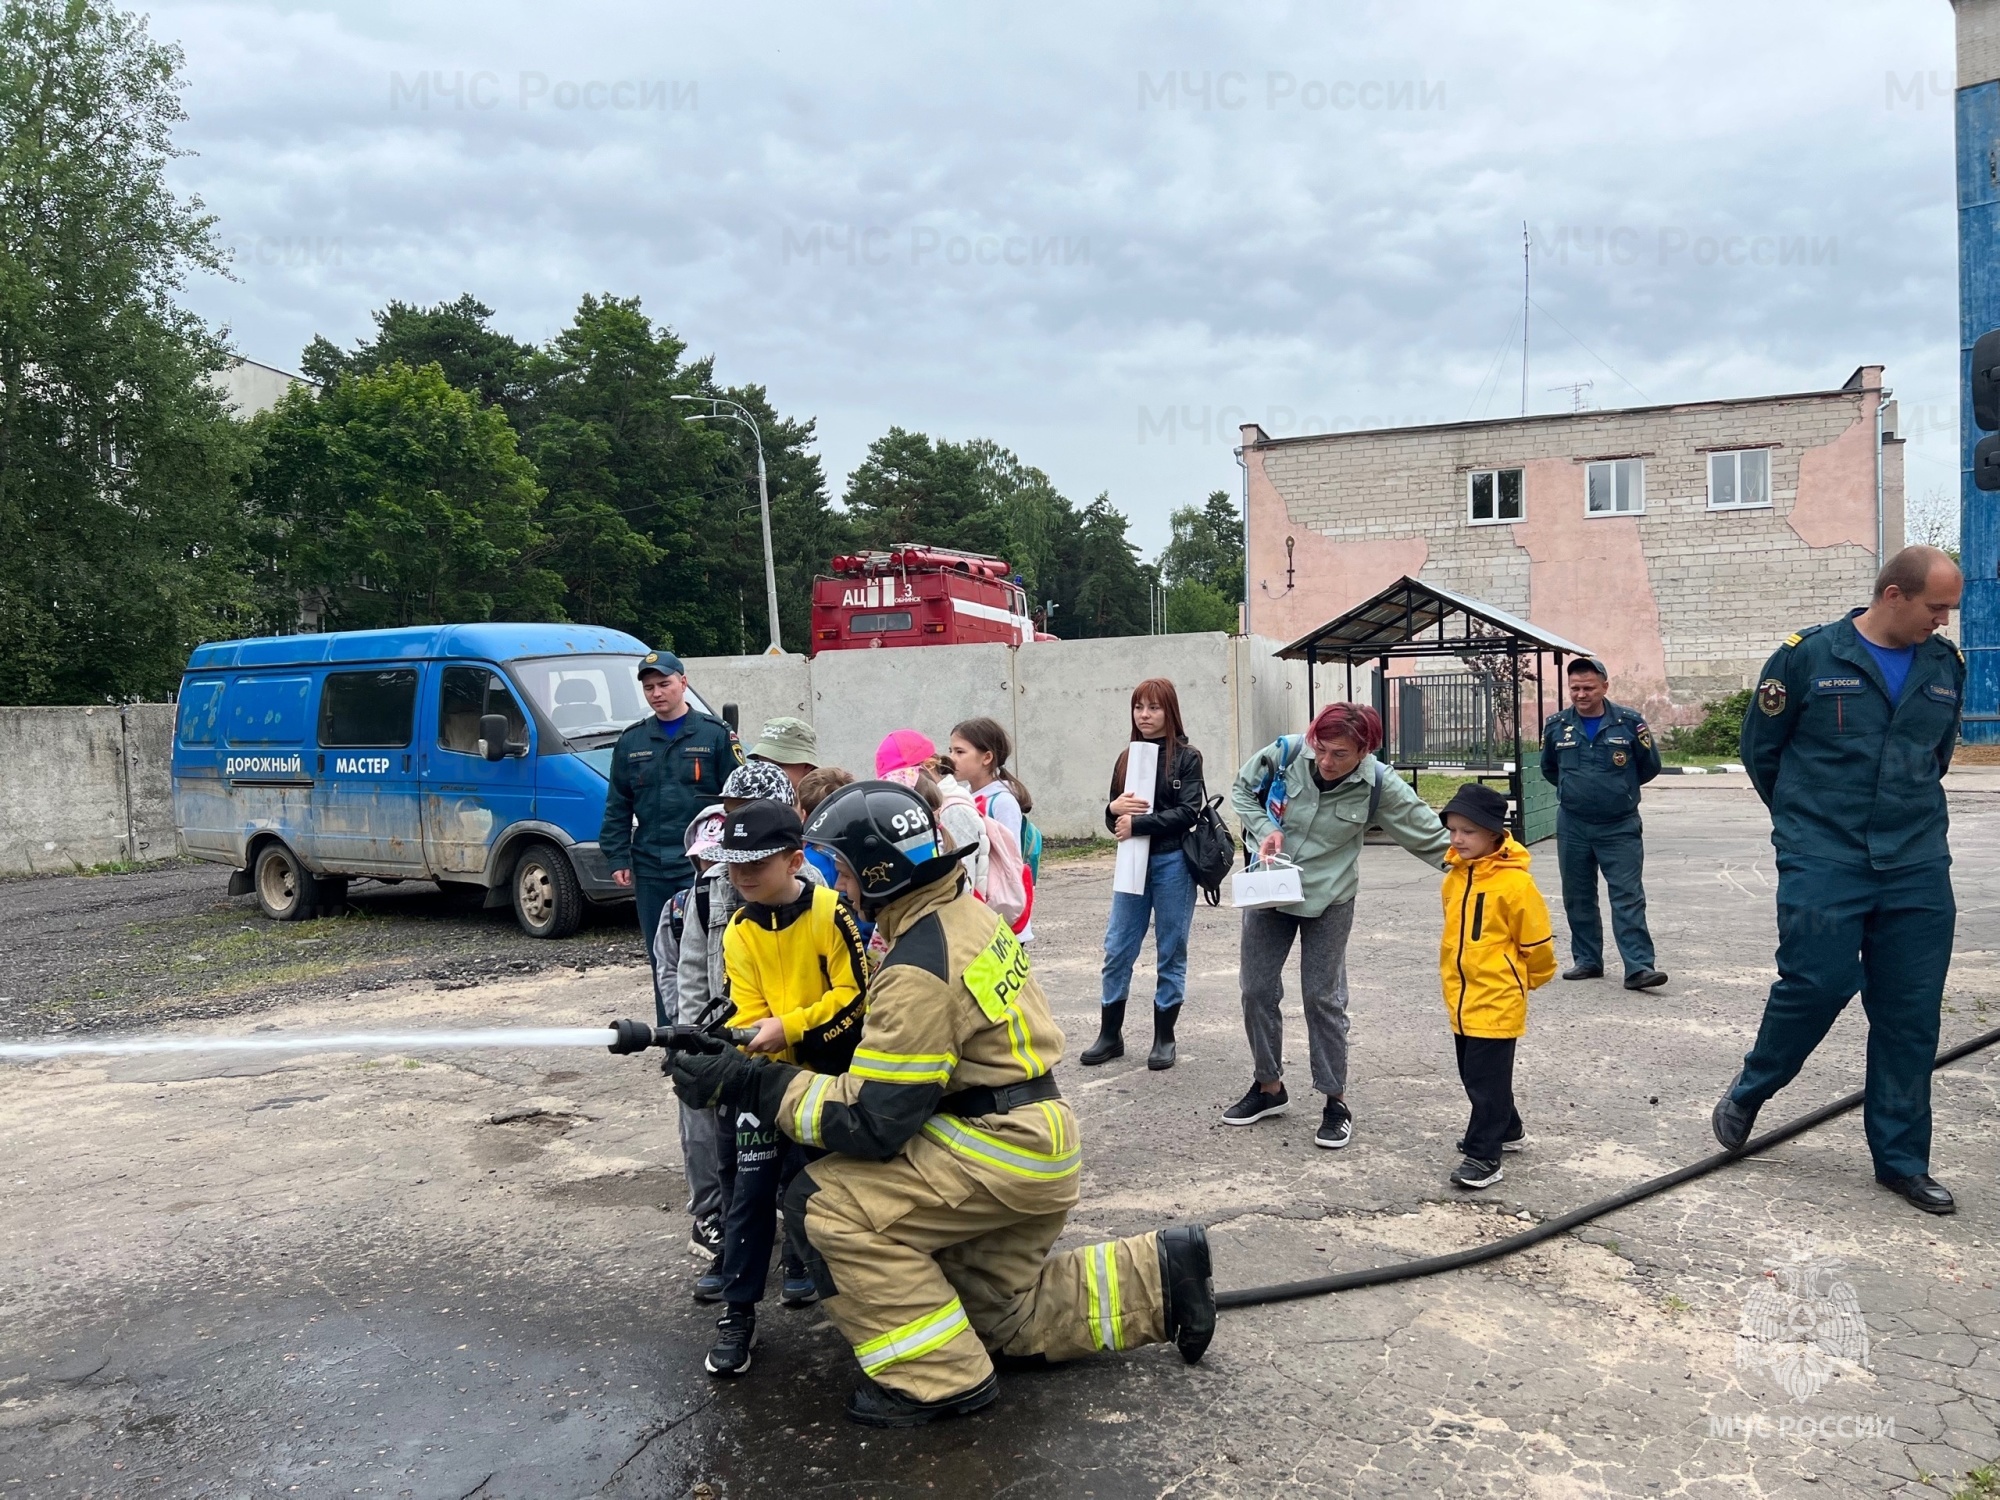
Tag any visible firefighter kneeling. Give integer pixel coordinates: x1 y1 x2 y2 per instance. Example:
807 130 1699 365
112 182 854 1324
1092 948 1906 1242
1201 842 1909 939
667 779 1216 1428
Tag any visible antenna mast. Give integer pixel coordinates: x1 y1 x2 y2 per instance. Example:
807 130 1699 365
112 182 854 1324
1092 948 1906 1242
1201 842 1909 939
1520 221 1530 417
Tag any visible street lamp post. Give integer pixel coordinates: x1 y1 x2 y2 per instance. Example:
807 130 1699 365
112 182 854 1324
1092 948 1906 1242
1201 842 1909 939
672 394 783 655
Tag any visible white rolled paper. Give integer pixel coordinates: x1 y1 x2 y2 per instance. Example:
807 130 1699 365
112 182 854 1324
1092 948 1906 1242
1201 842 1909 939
1112 740 1160 895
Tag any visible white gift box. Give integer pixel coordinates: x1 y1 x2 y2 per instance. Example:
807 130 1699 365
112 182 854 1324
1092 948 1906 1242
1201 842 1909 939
1230 855 1303 910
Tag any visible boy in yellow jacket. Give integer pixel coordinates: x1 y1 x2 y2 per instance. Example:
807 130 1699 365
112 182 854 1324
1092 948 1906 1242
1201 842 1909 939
708 800 869 1377
1437 783 1557 1189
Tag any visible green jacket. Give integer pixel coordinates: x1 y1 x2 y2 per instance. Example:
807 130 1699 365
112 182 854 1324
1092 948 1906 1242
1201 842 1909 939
1739 610 1963 870
1230 741 1449 917
1539 700 1660 823
599 710 744 885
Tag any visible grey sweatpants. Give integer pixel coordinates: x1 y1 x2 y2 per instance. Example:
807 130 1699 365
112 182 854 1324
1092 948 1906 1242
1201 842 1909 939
679 1100 723 1222
1239 900 1356 1098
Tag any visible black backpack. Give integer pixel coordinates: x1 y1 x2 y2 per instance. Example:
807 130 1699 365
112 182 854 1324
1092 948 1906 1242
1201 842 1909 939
1181 795 1233 906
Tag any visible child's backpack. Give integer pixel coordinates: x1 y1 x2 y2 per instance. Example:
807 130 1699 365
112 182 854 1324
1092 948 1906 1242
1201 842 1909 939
973 791 1035 933
1017 815 1043 880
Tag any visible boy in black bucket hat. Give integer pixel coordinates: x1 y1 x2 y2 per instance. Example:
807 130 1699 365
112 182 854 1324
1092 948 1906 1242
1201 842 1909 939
1436 782 1557 1190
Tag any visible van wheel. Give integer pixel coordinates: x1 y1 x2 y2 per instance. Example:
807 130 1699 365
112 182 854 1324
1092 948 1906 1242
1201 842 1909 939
254 842 321 922
512 842 583 939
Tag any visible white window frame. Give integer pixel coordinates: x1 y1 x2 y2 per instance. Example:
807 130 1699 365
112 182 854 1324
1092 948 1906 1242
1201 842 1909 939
1584 458 1644 517
1707 448 1772 511
1466 467 1525 526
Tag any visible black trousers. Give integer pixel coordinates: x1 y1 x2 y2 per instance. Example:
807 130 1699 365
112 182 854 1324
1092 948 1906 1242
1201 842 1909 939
1454 1033 1521 1163
717 1101 809 1307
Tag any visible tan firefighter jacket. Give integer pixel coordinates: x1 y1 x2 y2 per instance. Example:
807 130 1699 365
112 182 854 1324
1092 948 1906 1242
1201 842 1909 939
776 872 1079 1212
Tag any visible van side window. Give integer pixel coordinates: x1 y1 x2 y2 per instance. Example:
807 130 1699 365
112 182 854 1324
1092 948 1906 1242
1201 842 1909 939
439 667 528 755
177 681 224 745
319 670 418 748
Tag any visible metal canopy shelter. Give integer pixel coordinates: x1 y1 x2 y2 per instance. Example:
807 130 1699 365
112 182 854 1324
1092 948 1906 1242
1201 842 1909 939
1274 575 1597 842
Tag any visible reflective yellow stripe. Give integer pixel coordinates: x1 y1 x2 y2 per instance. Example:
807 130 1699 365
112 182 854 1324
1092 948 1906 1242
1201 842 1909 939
792 1073 835 1146
853 1298 970 1375
1003 1006 1050 1080
1084 1241 1123 1351
850 1048 957 1085
1032 1099 1067 1156
921 1116 1080 1180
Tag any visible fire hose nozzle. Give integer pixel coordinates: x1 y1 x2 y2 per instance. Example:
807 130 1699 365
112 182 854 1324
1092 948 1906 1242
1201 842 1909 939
607 1018 658 1054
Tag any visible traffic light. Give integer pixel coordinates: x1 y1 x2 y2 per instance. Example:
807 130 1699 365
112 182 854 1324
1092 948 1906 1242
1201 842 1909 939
1976 328 2000 491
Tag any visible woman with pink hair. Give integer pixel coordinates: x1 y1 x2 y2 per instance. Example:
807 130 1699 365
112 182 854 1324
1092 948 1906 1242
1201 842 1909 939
1222 701 1451 1150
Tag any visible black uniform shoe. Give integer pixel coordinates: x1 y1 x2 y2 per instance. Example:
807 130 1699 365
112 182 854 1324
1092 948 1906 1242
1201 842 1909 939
704 1305 757 1377
844 1372 998 1427
1222 1081 1289 1125
1623 968 1669 991
1157 1224 1216 1364
1313 1097 1352 1150
1081 999 1125 1066
1879 1173 1956 1215
1711 1092 1759 1151
991 1352 1056 1374
1561 964 1603 980
1147 1004 1181 1071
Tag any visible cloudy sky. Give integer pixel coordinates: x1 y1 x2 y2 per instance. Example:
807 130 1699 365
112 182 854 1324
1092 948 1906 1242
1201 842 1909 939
157 0 1963 555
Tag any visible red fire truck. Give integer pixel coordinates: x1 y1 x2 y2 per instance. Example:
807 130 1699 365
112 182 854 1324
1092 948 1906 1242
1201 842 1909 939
810 546 1047 653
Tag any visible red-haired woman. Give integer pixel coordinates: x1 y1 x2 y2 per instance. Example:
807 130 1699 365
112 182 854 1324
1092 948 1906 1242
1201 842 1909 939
1083 678 1206 1071
1224 702 1450 1148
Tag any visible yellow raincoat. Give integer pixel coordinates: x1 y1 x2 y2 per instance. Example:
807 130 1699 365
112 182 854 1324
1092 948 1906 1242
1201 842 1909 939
1438 836 1557 1038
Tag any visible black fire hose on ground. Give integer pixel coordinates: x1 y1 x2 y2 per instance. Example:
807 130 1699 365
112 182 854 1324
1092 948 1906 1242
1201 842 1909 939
1215 1022 2000 1311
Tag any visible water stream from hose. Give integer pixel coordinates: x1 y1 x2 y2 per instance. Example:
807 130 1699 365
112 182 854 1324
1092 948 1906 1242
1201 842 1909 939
0 1027 618 1060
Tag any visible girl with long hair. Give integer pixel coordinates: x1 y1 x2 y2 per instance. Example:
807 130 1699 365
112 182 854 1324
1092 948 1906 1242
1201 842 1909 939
1083 678 1205 1070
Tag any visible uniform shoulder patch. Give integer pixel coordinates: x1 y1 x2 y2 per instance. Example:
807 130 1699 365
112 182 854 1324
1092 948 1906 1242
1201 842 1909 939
1756 677 1788 717
1782 633 1802 648
1781 623 1824 649
882 912 950 981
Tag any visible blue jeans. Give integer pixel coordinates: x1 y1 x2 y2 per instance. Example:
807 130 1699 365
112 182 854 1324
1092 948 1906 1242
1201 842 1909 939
1099 845 1197 1012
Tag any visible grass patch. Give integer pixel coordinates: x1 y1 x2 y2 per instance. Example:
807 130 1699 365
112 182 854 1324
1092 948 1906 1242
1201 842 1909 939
1038 836 1111 864
1951 1468 2000 1500
1414 772 1510 809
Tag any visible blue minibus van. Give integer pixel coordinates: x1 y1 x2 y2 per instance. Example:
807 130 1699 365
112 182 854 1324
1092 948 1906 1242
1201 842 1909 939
172 623 725 938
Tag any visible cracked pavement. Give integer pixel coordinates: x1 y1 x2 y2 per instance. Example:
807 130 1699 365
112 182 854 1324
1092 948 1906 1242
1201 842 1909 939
2 780 1997 1498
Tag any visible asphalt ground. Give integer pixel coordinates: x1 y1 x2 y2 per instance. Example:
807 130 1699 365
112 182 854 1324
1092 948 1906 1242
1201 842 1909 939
3 779 1998 1499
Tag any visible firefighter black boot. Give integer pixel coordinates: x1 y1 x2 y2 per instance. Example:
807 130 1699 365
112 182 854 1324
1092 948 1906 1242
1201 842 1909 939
1080 999 1125 1066
1147 1004 1181 1071
1158 1224 1216 1364
845 1371 999 1428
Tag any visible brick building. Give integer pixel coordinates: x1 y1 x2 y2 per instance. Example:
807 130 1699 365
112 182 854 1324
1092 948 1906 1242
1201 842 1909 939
1240 367 1903 723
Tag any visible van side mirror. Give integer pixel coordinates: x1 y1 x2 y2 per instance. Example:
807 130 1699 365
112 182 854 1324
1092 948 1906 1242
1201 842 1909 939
722 702 739 732
478 713 512 761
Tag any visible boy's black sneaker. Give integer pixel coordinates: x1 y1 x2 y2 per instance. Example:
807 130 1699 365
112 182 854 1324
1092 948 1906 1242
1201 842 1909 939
704 1305 757 1377
1454 1132 1526 1155
1450 1156 1504 1190
693 1259 727 1303
1313 1098 1352 1150
780 1264 819 1308
688 1214 723 1258
1222 1082 1289 1126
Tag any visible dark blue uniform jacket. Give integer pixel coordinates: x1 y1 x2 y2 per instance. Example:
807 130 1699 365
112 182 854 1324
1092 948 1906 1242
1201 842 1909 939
599 710 743 885
1540 700 1661 823
1739 610 1963 870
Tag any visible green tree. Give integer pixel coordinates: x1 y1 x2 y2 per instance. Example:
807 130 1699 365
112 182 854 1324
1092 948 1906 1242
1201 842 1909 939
303 293 535 427
1164 580 1236 633
1055 494 1151 638
0 0 245 702
242 361 562 628
1159 488 1243 601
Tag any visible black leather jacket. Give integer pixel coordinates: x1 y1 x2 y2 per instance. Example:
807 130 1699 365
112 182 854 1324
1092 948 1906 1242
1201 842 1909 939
1104 738 1205 853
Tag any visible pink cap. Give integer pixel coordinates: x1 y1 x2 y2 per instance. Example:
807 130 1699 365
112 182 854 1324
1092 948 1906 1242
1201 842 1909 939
875 728 937 778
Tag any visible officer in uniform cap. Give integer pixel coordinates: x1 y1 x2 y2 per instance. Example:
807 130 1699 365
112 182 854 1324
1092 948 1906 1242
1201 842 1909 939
1714 545 1965 1214
601 649 744 1023
667 779 1216 1427
1539 656 1667 990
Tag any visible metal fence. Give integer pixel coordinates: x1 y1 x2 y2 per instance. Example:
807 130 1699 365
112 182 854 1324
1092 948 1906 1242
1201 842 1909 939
1385 672 1509 767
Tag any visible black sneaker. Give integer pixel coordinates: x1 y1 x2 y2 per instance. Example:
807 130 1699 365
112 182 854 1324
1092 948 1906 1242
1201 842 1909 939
1450 1156 1504 1189
1313 1098 1352 1150
1222 1082 1289 1126
779 1264 819 1308
704 1305 757 1377
1455 1133 1527 1155
693 1259 728 1303
688 1214 723 1259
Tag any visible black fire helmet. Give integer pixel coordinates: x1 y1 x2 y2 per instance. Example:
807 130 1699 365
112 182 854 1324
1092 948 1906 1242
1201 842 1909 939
802 779 974 912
